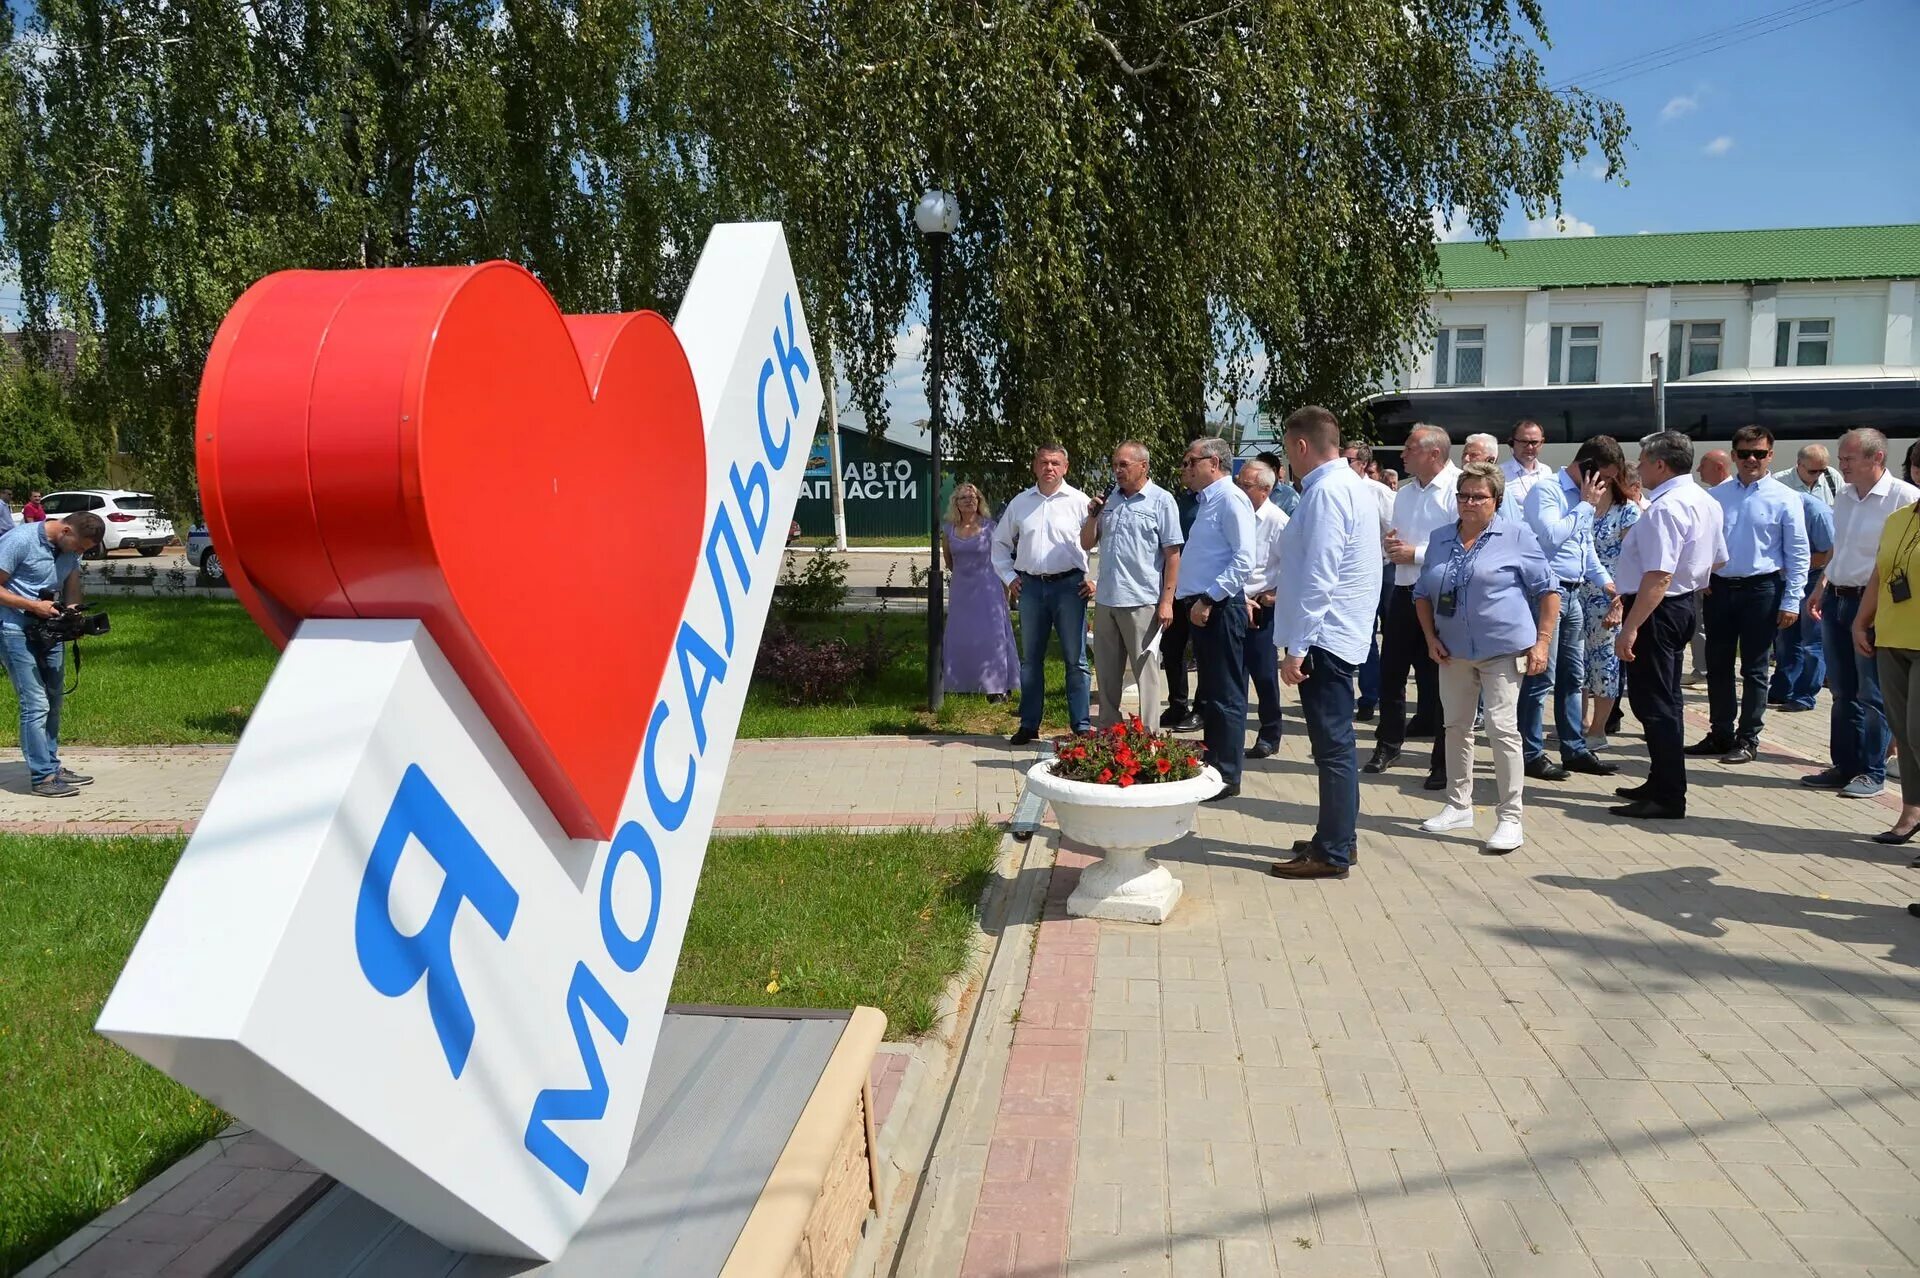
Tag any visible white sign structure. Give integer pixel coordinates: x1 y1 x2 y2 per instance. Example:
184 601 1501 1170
97 224 823 1259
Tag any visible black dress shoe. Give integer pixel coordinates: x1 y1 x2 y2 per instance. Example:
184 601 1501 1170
1564 753 1619 777
1524 757 1570 781
1423 770 1447 791
1719 745 1758 765
1247 743 1277 759
1170 713 1204 732
1605 708 1624 733
1291 836 1359 865
1685 736 1733 756
1614 782 1649 799
1802 769 1848 789
1159 707 1188 728
1356 703 1376 721
1009 729 1039 746
1203 784 1241 803
1609 799 1686 820
1363 744 1401 774
1909 903 1920 918
1404 718 1439 740
1269 855 1350 880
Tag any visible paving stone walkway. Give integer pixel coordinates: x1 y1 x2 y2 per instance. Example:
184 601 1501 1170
0 735 1028 834
930 689 1920 1278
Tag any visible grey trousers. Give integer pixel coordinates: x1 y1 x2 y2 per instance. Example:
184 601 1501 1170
1877 647 1920 804
1092 603 1164 728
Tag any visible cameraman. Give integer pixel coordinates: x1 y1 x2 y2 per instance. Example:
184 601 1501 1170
0 513 103 796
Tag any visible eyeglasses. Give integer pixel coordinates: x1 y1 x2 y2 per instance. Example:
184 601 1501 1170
1514 438 1544 448
1457 492 1496 504
1734 449 1772 461
1181 455 1207 466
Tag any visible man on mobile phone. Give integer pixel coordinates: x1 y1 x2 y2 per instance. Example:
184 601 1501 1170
0 513 104 796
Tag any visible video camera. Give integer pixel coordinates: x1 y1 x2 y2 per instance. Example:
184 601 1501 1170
25 597 110 650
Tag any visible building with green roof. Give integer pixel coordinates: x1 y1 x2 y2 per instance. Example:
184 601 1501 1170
1410 224 1918 392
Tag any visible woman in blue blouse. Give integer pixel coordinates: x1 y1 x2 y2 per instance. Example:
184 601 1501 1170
1413 462 1561 854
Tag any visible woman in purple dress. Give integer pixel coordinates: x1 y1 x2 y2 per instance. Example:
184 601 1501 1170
943 483 1020 699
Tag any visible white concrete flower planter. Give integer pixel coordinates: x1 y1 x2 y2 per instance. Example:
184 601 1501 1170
1023 760 1224 925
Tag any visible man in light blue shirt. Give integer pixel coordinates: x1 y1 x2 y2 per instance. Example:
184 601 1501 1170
1518 437 1622 780
1271 407 1382 879
1692 425 1810 762
1082 441 1184 729
0 512 104 796
1772 489 1835 711
1174 436 1255 798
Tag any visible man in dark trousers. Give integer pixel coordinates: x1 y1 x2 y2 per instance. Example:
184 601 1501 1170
1158 482 1203 730
1173 436 1255 800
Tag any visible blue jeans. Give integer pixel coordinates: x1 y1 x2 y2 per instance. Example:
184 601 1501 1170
1820 589 1888 784
1518 586 1588 763
1017 572 1091 733
1705 573 1785 747
0 625 65 781
1770 579 1825 708
1297 647 1360 867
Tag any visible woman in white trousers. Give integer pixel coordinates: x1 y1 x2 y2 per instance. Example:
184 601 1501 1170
1411 462 1559 853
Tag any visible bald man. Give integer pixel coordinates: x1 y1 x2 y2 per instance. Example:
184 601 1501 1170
1699 450 1732 488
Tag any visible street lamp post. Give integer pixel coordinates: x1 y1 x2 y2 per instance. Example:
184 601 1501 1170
915 189 960 714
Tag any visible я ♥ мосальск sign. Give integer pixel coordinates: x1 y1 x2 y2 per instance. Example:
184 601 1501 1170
95 223 823 1260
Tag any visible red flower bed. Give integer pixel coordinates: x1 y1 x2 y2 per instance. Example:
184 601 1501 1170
1048 717 1204 788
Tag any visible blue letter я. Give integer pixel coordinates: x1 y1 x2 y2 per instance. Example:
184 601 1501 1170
355 765 521 1079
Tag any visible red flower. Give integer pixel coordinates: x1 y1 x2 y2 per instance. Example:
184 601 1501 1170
1181 755 1198 768
1099 768 1114 783
1156 757 1172 775
1117 774 1135 787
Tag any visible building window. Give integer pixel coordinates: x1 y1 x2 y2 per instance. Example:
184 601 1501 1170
1667 321 1722 377
1549 324 1601 384
1434 326 1485 386
1775 318 1832 367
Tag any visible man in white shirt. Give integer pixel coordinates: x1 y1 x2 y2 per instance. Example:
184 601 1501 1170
1777 443 1839 505
1500 420 1553 508
1273 407 1383 879
1610 431 1728 821
1342 441 1395 717
1802 428 1920 798
990 443 1093 744
1236 459 1290 759
1463 434 1498 466
1366 424 1457 789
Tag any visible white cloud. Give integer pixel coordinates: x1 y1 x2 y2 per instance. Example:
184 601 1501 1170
1523 212 1598 238
1660 93 1699 122
1430 206 1476 243
1704 135 1734 157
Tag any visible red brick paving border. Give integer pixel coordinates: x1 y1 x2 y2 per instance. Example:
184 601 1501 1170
9 811 1011 837
960 845 1098 1278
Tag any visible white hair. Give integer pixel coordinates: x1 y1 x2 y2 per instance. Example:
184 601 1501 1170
1238 459 1275 490
1464 432 1497 456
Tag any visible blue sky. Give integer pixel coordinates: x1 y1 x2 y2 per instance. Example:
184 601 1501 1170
1444 0 1920 242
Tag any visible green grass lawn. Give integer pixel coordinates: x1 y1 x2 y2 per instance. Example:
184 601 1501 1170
0 822 1000 1275
0 597 275 747
9 597 1082 745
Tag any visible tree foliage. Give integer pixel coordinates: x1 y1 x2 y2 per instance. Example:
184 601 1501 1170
0 0 1627 505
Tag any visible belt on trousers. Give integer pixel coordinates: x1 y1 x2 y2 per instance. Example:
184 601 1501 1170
1713 571 1783 589
1558 579 1584 590
1831 583 1866 598
1021 568 1081 582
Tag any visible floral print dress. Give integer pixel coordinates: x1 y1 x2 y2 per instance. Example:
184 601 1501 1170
1583 501 1642 699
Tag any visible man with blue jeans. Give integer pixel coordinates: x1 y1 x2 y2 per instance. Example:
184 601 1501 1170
1804 428 1918 798
992 443 1094 744
1691 425 1809 764
0 513 104 797
1771 489 1834 710
1273 407 1382 880
1519 438 1622 781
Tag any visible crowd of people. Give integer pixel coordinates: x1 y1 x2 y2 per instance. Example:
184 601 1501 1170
955 410 1920 885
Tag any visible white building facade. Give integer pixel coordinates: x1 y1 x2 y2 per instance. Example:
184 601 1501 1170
1404 226 1920 393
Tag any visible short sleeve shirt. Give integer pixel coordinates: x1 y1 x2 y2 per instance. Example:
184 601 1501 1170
1095 481 1184 607
0 524 78 628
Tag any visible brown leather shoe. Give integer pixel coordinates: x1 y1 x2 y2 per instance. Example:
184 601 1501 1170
1269 855 1349 880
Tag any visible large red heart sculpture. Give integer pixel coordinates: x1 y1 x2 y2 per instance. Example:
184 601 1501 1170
197 262 706 841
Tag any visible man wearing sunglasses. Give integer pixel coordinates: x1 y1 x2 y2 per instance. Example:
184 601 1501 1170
1690 426 1809 765
1776 442 1839 506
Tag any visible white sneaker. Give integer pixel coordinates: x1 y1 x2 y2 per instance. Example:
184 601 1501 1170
1421 805 1475 834
1485 819 1524 853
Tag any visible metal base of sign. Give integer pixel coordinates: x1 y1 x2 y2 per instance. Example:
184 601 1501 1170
239 1008 872 1277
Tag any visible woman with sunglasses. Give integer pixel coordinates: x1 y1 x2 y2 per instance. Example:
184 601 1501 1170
1852 438 1920 849
1413 461 1560 854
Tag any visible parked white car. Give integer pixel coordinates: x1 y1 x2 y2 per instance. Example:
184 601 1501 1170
40 490 177 557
